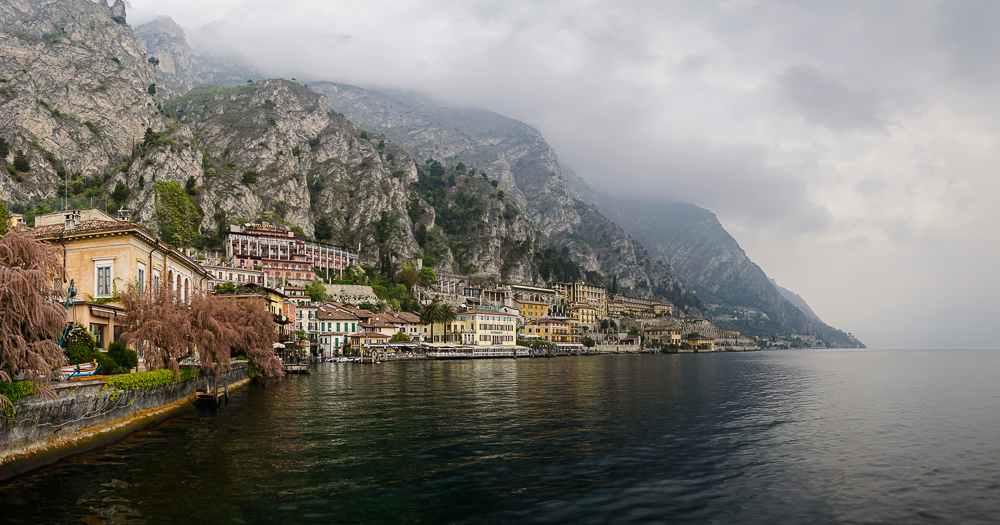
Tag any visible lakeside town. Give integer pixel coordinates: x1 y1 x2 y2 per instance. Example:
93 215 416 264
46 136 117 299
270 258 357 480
0 204 767 479
14 207 763 370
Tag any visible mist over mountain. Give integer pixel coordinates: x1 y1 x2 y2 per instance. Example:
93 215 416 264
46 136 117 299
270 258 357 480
0 0 862 344
598 194 862 347
312 81 698 308
770 278 821 322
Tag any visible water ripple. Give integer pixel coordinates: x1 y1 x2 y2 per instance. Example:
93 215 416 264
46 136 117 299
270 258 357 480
3 351 1000 524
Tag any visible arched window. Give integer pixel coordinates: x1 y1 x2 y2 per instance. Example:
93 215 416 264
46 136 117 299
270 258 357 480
167 269 174 290
184 278 190 303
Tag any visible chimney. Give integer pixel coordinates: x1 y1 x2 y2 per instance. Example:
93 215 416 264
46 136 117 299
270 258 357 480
64 210 81 231
117 207 130 222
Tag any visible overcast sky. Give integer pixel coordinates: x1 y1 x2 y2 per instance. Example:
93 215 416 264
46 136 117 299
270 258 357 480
124 0 1000 349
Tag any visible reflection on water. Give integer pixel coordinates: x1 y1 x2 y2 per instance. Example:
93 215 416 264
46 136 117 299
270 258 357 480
3 350 1000 524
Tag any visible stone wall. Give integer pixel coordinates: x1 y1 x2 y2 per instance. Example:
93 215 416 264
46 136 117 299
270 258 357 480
0 361 250 481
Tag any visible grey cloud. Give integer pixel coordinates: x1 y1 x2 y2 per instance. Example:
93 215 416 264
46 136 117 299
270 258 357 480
585 138 832 235
935 0 1000 85
119 0 1000 349
777 65 889 132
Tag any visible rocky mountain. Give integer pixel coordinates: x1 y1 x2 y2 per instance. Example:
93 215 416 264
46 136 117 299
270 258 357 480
598 195 862 347
0 2 570 286
133 17 260 98
313 82 698 308
0 0 162 204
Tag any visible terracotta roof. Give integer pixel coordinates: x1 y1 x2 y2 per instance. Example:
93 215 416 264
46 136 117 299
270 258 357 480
395 312 422 323
317 305 359 320
373 313 405 324
361 320 394 329
31 218 211 280
31 219 139 238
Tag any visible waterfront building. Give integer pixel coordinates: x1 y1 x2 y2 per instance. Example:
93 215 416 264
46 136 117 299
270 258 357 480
394 311 428 341
452 307 518 346
360 317 399 338
225 223 358 282
251 286 294 352
687 335 715 350
294 303 318 332
349 331 389 348
553 281 608 317
510 283 560 306
608 294 672 318
204 264 268 288
567 303 598 328
317 332 349 357
516 300 549 323
644 326 682 345
32 208 211 349
523 318 581 344
316 304 359 335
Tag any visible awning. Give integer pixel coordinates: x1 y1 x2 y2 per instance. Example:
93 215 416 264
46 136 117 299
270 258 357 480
90 306 125 319
273 343 285 349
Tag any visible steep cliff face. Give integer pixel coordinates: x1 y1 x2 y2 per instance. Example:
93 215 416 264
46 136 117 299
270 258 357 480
0 0 161 203
314 82 694 306
117 79 425 265
408 161 539 283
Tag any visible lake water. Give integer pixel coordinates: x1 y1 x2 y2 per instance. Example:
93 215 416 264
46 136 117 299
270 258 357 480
3 349 1000 524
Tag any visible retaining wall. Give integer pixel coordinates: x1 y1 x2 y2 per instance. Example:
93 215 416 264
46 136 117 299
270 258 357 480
0 361 250 481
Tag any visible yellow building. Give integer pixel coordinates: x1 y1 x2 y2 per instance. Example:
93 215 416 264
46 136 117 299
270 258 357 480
653 303 673 317
32 209 211 349
6 213 25 231
553 281 607 317
349 331 389 347
453 308 518 346
523 318 580 344
567 303 598 328
687 335 715 350
609 294 672 318
517 300 549 322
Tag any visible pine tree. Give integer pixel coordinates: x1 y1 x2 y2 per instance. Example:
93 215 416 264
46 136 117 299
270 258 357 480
12 149 29 172
314 214 333 242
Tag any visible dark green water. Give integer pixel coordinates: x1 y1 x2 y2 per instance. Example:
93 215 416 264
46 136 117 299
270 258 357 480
3 350 1000 524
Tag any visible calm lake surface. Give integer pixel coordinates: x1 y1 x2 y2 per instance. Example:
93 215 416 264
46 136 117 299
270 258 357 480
3 349 1000 524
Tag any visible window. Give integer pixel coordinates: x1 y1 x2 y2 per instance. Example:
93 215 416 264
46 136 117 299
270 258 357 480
96 264 112 297
137 262 146 292
153 270 161 292
90 323 106 349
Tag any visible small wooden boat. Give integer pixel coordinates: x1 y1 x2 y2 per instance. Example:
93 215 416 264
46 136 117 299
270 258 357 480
59 360 101 379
